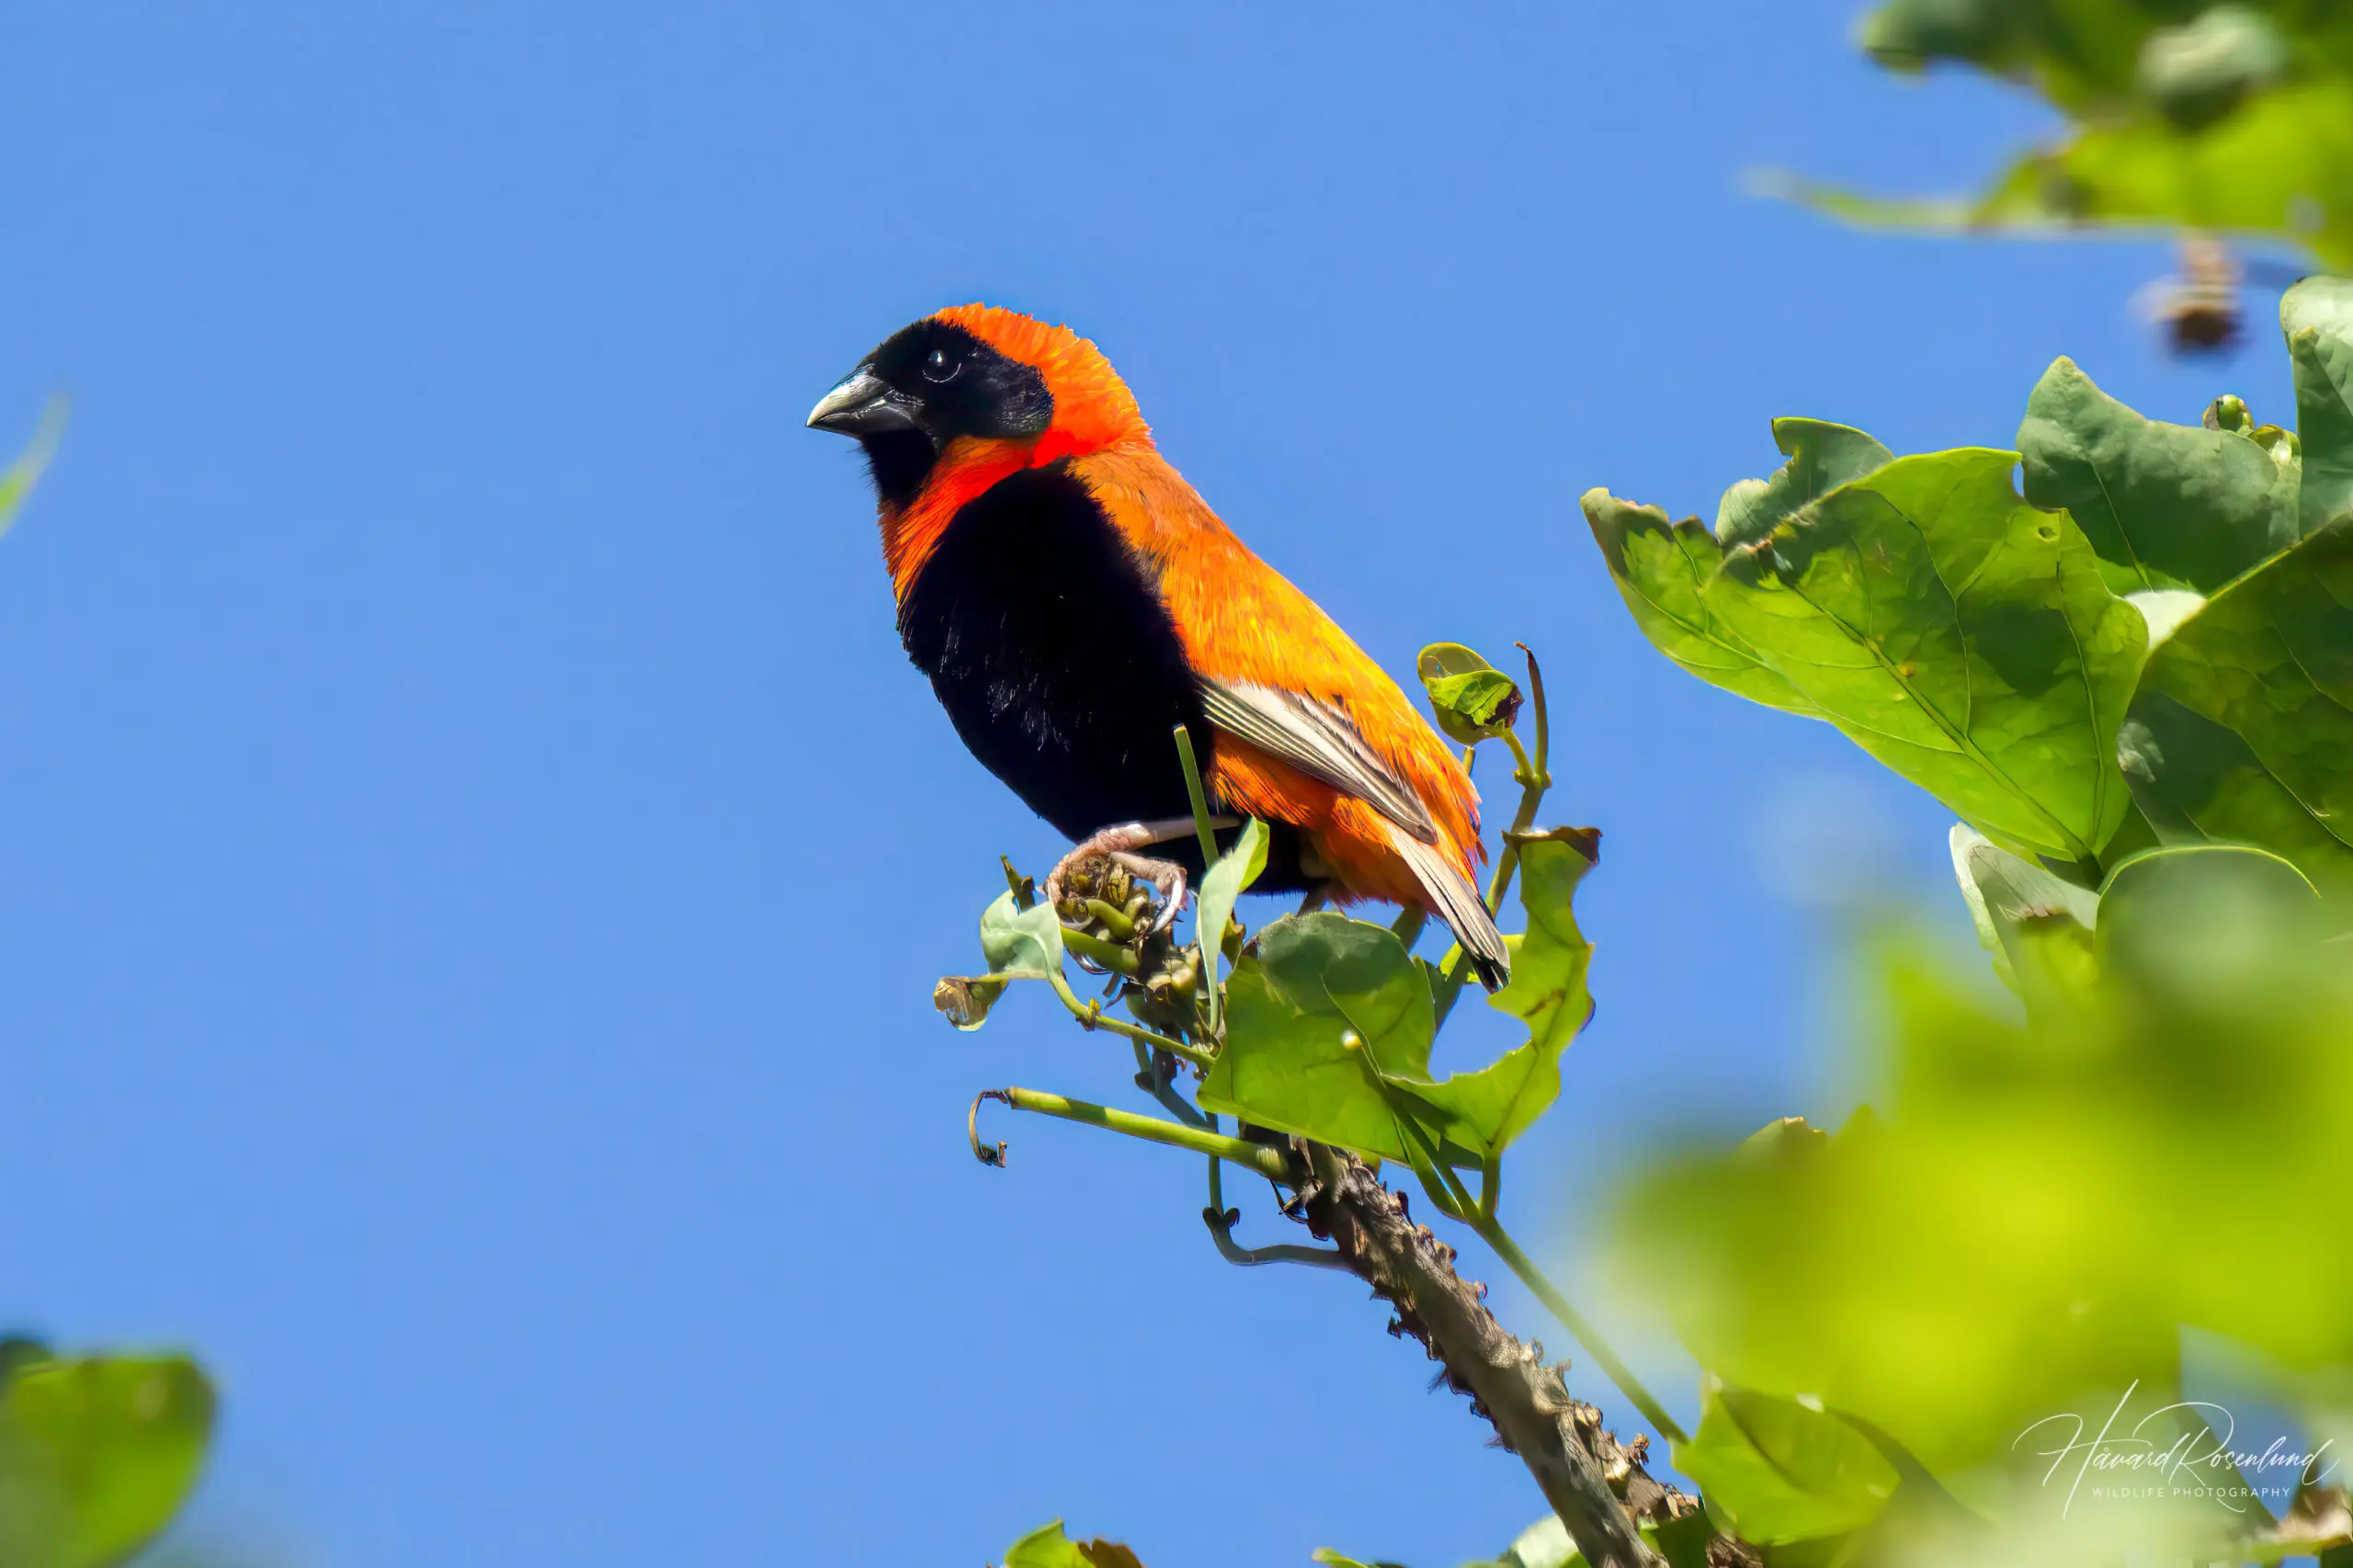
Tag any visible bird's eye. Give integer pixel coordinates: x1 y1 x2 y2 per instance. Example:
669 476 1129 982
922 347 961 383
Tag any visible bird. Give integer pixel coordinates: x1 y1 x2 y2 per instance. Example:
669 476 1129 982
807 304 1509 989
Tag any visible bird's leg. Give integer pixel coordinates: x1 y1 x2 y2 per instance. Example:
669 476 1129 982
1295 882 1335 916
1045 817 1216 932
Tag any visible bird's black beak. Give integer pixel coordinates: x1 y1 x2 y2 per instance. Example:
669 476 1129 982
807 368 920 437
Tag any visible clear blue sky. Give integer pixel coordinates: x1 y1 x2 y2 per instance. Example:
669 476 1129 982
0 5 2298 1565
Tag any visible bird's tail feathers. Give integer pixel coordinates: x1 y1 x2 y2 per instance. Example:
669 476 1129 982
1386 826 1511 993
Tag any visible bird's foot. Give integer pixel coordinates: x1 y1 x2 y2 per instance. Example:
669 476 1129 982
1110 851 1188 934
1043 820 1199 932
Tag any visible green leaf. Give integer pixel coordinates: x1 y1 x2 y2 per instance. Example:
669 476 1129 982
1412 833 1596 1158
2018 357 2301 596
1198 914 1435 1163
1715 417 1893 551
1947 824 2100 998
1417 642 1522 744
1203 846 1602 1165
1704 449 2144 863
1195 817 1268 1036
2121 515 2353 899
1581 490 1825 718
1427 669 1518 727
936 892 1074 1029
0 1351 215 1568
1671 1383 1900 1547
2288 278 2353 537
999 1519 1148 1568
979 892 1067 979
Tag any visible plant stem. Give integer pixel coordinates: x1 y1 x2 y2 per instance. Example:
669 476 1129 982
974 1087 1293 1181
1467 1211 1687 1446
1047 972 1211 1063
1083 898 1139 942
1060 927 1140 974
1203 1150 1349 1268
1517 642 1552 785
1172 724 1221 869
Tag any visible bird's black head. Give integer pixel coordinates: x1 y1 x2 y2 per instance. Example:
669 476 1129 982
807 316 1053 506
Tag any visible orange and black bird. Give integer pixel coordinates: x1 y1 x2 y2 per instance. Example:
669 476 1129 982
807 305 1509 988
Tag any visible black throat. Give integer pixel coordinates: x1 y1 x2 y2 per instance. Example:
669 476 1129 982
860 428 938 507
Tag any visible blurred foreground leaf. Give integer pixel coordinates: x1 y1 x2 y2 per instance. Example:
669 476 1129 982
0 1347 215 1568
1671 1381 1899 1545
1615 847 2353 1532
1787 1 2353 270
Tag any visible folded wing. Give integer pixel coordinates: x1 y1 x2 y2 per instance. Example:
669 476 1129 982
1198 676 1510 989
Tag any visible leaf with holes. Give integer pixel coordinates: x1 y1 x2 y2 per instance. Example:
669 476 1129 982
1411 833 1597 1160
2018 357 2301 596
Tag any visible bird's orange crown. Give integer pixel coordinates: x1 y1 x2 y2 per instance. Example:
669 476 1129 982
933 304 1152 459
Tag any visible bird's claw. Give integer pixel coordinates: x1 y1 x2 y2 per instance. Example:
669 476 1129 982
1111 852 1187 934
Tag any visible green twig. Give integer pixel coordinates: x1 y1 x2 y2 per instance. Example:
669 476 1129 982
1060 927 1141 975
1203 1147 1348 1268
1082 898 1139 942
1131 1041 1211 1128
1467 1211 1687 1445
971 1086 1294 1181
1047 971 1211 1063
1500 726 1540 791
1516 642 1552 785
1172 724 1221 869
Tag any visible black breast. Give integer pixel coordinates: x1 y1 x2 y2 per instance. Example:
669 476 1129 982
898 460 1211 846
